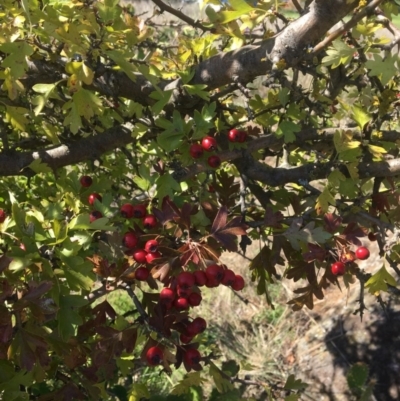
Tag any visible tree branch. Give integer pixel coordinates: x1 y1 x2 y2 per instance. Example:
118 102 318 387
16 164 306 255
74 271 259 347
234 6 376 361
151 0 212 31
0 125 133 176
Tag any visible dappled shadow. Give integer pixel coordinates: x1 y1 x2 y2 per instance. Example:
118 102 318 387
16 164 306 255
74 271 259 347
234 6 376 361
324 300 400 400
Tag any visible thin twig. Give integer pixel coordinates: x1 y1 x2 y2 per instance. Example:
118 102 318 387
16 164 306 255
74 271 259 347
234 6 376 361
151 0 212 32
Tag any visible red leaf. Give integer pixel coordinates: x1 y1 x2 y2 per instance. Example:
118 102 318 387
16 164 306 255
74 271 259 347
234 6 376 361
210 207 248 252
302 243 327 262
324 213 342 233
264 207 283 228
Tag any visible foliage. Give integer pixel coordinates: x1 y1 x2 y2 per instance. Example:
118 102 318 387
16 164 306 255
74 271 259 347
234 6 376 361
0 0 400 399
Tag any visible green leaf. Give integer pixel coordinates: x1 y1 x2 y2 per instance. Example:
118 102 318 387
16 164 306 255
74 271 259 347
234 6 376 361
183 84 209 101
128 383 150 401
315 186 336 214
321 39 355 68
284 221 331 250
149 90 173 115
50 219 68 245
347 362 368 391
72 88 103 120
156 110 187 152
64 269 93 291
218 0 254 24
276 120 301 143
352 105 371 129
365 265 397 294
57 294 88 340
27 158 52 174
365 53 399 86
171 372 204 395
63 101 82 134
107 50 138 83
209 362 234 393
0 42 34 78
156 174 181 201
9 257 31 273
284 374 308 391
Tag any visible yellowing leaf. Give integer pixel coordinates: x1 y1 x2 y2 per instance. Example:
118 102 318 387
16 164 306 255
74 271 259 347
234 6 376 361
334 130 361 153
5 106 29 131
368 144 387 160
128 383 150 401
315 187 336 215
352 105 370 129
65 61 94 85
365 265 397 294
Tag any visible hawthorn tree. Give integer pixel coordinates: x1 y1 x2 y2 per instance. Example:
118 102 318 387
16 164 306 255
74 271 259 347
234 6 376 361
0 0 400 399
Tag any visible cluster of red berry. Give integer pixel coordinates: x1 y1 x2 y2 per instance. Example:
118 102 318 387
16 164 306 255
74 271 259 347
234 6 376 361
80 174 245 369
146 266 244 369
331 246 370 276
189 128 248 168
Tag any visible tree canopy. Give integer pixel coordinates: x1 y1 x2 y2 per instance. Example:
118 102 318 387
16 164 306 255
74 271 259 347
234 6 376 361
0 0 400 399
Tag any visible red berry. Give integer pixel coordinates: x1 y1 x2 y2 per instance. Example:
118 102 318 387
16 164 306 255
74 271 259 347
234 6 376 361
355 246 370 260
80 175 93 187
221 269 236 286
177 272 195 289
189 143 204 159
143 214 157 229
205 264 224 284
368 232 377 242
331 261 346 276
89 210 102 222
228 129 241 142
184 348 201 367
135 266 149 281
146 346 163 366
193 271 207 287
207 155 221 169
174 297 190 310
177 286 192 298
88 193 102 205
201 136 217 151
144 239 159 253
205 278 220 288
0 209 6 223
231 274 245 291
146 251 161 264
238 130 247 143
132 249 148 264
160 288 175 305
188 292 202 307
123 232 139 249
186 317 207 336
121 203 134 218
132 204 147 218
180 333 193 344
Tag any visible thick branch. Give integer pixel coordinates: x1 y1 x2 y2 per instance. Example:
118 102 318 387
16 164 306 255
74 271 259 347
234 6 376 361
0 125 133 176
